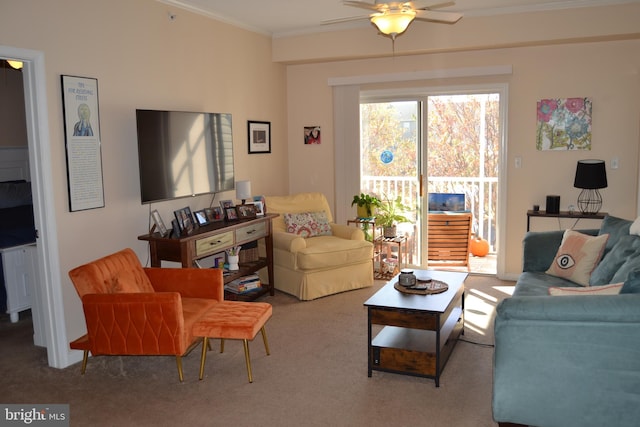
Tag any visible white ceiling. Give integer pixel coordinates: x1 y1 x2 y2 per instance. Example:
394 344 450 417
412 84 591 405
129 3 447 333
160 0 638 37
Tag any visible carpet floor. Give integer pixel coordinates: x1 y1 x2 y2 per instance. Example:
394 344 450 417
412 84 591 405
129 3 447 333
0 275 514 427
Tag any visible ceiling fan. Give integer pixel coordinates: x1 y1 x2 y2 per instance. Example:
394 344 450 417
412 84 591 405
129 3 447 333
323 1 463 40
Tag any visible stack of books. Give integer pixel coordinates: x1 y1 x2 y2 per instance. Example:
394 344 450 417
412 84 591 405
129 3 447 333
224 274 262 294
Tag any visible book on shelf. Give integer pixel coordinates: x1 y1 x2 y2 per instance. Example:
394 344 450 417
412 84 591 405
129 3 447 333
224 274 262 294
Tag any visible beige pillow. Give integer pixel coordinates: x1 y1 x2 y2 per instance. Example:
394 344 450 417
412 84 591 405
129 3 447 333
548 282 623 296
546 230 608 286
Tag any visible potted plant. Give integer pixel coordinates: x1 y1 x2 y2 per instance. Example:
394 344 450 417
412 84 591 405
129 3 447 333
375 195 411 238
351 193 380 218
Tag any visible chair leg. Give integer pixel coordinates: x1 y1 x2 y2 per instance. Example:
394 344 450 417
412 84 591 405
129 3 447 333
80 350 88 374
199 337 209 380
176 355 184 382
220 338 225 353
260 326 270 355
242 339 253 383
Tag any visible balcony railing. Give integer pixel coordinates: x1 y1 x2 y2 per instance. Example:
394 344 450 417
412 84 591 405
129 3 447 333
361 175 498 254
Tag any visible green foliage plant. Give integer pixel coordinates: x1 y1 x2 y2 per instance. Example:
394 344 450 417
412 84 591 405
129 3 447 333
351 193 380 218
375 195 411 228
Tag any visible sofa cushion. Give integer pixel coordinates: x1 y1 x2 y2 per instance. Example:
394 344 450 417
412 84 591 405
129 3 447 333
598 215 632 255
610 250 640 284
546 230 608 286
514 272 579 297
621 271 640 294
590 234 640 286
310 211 332 236
295 236 373 270
548 282 623 296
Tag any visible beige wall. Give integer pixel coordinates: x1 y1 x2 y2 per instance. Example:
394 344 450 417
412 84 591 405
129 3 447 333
0 0 288 354
282 7 640 276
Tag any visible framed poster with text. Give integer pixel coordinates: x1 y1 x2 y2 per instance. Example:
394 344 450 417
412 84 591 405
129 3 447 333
61 75 105 211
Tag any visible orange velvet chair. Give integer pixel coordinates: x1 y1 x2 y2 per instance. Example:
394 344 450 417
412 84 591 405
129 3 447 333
68 248 224 382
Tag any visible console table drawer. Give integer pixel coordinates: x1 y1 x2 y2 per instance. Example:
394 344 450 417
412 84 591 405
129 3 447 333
236 221 267 242
196 231 235 256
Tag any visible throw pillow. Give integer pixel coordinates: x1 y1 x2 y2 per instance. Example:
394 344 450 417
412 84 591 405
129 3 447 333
621 271 640 294
589 235 640 286
309 211 332 236
630 216 640 236
599 215 632 255
548 282 623 296
283 212 318 238
546 229 609 287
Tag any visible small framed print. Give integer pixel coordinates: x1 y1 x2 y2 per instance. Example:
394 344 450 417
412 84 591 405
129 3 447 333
253 195 266 214
150 210 168 236
236 204 257 219
225 207 238 221
248 120 271 154
174 207 194 234
252 201 264 216
194 209 208 226
210 206 224 222
220 199 234 210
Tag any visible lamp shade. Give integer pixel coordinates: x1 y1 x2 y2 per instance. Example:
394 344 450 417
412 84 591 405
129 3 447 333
235 180 252 202
573 160 607 189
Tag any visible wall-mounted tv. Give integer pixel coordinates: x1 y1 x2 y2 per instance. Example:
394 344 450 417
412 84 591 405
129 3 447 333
136 109 235 204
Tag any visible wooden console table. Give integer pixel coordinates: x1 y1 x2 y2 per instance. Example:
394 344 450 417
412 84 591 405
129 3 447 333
526 210 607 231
138 213 277 301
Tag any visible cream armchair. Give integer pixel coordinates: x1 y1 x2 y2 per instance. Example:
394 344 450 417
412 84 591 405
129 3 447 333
260 192 373 300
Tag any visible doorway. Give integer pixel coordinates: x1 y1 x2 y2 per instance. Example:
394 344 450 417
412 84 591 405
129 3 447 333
0 46 67 368
359 88 504 274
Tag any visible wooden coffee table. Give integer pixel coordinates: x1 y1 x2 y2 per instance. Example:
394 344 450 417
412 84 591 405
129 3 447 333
364 270 467 387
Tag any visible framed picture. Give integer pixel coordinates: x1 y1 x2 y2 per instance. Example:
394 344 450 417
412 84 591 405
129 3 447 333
253 195 266 214
304 126 321 145
220 199 234 210
248 120 271 154
209 206 224 222
225 207 238 221
61 75 104 212
194 209 208 226
150 210 168 236
252 201 265 217
236 204 257 219
174 207 194 234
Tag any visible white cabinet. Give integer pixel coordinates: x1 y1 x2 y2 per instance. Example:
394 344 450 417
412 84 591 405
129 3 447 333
2 243 36 323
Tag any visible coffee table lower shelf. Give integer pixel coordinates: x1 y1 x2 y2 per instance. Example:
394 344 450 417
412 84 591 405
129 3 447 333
369 307 463 384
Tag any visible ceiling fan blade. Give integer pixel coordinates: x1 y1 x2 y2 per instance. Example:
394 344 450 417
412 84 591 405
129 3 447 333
410 1 455 11
343 1 385 12
322 15 371 26
415 9 462 23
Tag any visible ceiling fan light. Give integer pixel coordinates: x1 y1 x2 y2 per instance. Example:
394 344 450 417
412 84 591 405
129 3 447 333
6 60 23 70
371 9 416 36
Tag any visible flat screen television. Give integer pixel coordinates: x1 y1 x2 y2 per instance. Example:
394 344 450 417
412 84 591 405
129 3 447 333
136 109 235 204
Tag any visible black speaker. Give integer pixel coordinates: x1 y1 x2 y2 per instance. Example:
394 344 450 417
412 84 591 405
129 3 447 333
546 195 560 214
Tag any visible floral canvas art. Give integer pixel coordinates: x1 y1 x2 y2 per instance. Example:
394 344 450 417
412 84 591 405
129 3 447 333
536 98 592 150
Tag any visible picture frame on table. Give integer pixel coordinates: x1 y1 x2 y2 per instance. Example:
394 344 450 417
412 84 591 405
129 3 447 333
220 199 234 210
225 207 238 221
252 201 264 217
174 206 194 234
253 195 266 214
248 120 271 154
150 210 168 236
194 209 208 226
236 204 257 219
209 206 224 222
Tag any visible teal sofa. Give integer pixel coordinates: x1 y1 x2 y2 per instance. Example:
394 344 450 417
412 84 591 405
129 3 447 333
492 216 640 427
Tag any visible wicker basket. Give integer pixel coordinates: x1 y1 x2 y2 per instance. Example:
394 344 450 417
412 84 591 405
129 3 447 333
239 247 259 263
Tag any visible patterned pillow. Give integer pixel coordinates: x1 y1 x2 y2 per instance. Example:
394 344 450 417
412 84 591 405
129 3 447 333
309 211 332 236
283 212 317 237
546 229 609 286
548 282 623 296
284 211 332 237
